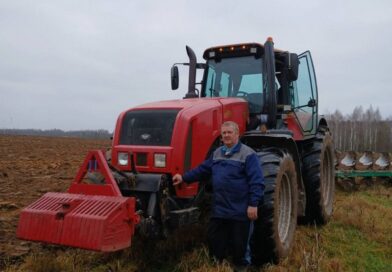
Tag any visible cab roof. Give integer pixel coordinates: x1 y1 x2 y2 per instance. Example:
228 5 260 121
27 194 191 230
202 42 286 60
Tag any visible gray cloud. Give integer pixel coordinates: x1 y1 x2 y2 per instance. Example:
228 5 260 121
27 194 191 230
1 0 391 130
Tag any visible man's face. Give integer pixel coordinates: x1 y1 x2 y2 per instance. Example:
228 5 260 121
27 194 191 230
221 125 239 148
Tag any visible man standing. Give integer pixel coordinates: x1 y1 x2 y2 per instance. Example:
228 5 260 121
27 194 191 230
172 121 264 268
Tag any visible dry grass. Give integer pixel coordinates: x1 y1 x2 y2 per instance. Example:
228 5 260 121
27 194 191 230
333 188 392 247
3 186 392 272
175 247 233 272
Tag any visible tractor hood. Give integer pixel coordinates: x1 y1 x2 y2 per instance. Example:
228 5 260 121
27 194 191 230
130 97 222 110
111 96 248 175
112 97 248 146
117 96 247 121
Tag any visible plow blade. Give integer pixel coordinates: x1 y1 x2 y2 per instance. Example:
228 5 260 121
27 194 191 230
17 192 138 252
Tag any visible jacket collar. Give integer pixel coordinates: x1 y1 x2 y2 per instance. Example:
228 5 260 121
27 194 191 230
221 142 241 156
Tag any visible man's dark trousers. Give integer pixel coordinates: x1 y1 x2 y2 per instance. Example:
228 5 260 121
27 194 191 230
207 218 251 265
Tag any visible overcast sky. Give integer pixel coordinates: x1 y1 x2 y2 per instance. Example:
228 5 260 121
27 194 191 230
1 0 391 131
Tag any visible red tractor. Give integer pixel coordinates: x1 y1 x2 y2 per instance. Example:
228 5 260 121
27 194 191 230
17 38 335 264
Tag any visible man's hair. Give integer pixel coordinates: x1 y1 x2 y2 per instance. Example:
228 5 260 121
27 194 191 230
221 121 239 134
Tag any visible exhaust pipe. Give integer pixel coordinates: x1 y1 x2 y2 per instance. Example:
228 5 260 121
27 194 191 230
184 45 198 99
263 37 277 128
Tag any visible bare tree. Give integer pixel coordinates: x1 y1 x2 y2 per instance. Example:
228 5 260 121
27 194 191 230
326 106 391 152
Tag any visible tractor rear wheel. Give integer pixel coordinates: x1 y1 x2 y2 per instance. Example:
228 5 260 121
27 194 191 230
251 149 298 264
301 132 335 225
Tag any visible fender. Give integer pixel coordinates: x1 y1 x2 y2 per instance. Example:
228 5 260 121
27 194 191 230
318 117 329 132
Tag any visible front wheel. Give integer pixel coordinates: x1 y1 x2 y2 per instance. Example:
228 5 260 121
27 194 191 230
251 149 298 264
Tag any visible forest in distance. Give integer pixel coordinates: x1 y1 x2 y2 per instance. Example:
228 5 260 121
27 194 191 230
1 105 391 152
0 128 111 139
326 105 392 152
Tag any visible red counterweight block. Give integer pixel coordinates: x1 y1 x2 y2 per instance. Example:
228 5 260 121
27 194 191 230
17 192 139 251
17 150 140 252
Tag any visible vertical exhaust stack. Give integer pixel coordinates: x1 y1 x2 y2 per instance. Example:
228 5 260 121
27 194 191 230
263 37 277 128
184 45 198 99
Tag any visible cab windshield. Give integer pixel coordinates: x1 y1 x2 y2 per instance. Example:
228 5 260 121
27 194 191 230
202 56 264 113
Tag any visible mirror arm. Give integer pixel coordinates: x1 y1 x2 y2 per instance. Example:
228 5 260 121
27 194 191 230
293 99 317 110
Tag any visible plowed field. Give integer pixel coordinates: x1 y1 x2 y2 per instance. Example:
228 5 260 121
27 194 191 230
1 135 391 271
0 135 110 267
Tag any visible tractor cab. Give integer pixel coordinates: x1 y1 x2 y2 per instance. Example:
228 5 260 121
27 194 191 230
171 38 319 138
201 45 265 114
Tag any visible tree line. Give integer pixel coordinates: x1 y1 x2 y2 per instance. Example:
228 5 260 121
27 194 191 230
0 128 112 139
325 106 392 152
1 106 391 151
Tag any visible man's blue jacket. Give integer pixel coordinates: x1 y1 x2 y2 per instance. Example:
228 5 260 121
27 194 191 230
183 142 264 221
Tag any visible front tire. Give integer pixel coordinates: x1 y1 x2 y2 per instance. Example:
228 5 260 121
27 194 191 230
252 149 298 264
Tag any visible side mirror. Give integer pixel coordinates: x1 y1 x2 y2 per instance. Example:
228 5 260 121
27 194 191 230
286 53 299 81
307 98 317 107
171 66 179 90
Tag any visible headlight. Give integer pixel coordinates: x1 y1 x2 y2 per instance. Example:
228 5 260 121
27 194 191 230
154 153 166 168
118 152 128 166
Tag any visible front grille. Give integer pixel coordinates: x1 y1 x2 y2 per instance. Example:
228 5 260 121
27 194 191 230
136 153 147 166
119 109 180 146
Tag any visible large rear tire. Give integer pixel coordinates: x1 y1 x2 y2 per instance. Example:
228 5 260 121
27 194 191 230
251 149 298 264
301 132 335 225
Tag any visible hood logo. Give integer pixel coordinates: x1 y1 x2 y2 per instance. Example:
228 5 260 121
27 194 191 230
141 133 151 140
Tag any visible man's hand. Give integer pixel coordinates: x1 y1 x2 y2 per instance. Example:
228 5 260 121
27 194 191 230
247 206 258 221
172 174 183 186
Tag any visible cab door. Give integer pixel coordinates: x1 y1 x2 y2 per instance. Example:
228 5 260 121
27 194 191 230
291 51 318 136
